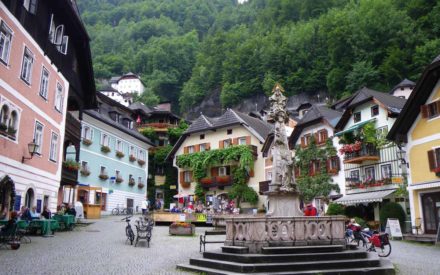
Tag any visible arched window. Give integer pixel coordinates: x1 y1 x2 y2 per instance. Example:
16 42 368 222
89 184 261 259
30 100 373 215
9 110 17 130
0 104 9 125
25 188 35 208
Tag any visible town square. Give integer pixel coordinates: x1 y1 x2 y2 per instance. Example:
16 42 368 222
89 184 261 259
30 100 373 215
1 0 440 274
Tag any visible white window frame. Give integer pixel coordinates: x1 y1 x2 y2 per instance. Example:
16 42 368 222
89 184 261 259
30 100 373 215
100 166 107 175
48 14 55 42
238 137 247 145
0 21 13 65
223 139 231 148
266 171 272 181
116 139 123 152
184 171 191 183
59 35 68 55
82 125 93 140
39 66 49 99
55 82 63 112
33 121 44 155
115 170 121 178
138 177 142 184
81 161 88 170
364 166 375 182
129 145 135 156
199 143 206 152
54 25 64 46
138 150 144 161
188 146 195 153
381 164 392 179
49 132 58 162
219 167 227 176
100 133 109 146
20 47 34 84
23 0 38 14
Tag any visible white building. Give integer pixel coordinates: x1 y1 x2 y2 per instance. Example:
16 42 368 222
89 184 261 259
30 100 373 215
110 72 145 96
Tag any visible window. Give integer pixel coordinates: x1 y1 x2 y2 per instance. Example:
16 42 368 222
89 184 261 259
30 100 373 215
371 105 379 117
376 126 388 138
116 139 123 152
184 171 191 183
0 21 13 65
219 166 227 176
82 126 92 140
55 83 63 112
100 166 107 175
317 129 328 144
227 129 232 135
421 101 440 119
427 148 440 172
381 164 392 179
115 170 121 178
266 171 272 181
81 161 88 170
129 146 136 157
49 132 58 162
138 177 142 184
301 134 312 147
138 150 144 161
200 134 205 140
238 137 247 145
39 67 49 99
23 0 38 14
21 47 34 84
328 156 340 173
188 146 195 153
364 167 375 182
223 139 231 148
59 35 68 55
353 112 361 123
199 143 206 152
33 121 43 154
100 133 109 146
350 170 360 181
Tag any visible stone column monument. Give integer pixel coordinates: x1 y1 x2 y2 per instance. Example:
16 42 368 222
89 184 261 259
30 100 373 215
265 84 303 216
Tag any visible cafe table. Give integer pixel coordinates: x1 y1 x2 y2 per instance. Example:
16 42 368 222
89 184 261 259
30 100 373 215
0 219 29 230
28 219 60 236
52 214 75 230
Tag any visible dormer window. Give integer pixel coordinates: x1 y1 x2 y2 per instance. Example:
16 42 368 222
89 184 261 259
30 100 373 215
354 112 361 123
48 14 68 55
23 0 38 15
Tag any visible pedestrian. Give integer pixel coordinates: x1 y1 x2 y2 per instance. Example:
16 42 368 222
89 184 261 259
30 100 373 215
141 198 148 215
303 203 317 216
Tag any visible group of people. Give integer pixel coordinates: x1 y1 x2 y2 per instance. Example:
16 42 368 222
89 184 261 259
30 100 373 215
170 201 206 213
56 204 77 217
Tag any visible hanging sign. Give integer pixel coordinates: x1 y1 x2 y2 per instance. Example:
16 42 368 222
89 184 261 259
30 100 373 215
385 218 403 238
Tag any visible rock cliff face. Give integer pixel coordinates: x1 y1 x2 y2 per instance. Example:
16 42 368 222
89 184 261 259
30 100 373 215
183 89 330 121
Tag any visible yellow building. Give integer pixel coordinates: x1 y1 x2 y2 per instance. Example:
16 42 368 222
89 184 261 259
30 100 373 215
389 55 440 234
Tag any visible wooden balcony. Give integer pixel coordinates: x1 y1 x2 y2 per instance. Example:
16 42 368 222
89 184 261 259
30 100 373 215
343 143 379 164
61 166 78 186
259 180 270 195
138 122 177 131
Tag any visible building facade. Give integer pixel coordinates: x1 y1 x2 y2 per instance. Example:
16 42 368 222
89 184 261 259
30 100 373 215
110 72 144 96
0 0 95 217
73 93 153 216
389 56 440 234
334 88 409 224
167 109 272 210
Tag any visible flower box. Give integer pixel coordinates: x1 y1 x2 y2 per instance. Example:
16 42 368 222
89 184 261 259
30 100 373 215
216 176 231 184
200 177 213 184
129 155 136 162
99 174 109 180
62 160 80 171
169 222 195 236
137 183 145 188
128 179 135 186
116 151 125 158
82 139 92 146
80 169 90 176
137 159 145 166
101 145 111 153
115 177 123 183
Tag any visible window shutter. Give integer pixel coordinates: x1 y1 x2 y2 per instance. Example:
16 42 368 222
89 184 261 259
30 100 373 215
322 129 328 143
314 133 319 144
184 146 188 154
436 101 440 116
232 138 238 145
246 136 251 145
300 137 305 148
421 105 429 118
189 171 193 182
326 159 330 173
428 150 436 171
211 167 218 177
226 166 231 175
309 161 314 176
335 156 340 171
219 140 224 149
195 144 200 152
205 143 210 151
248 168 254 177
180 171 184 184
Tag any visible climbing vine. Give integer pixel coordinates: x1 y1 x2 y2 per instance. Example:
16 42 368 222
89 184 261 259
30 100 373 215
228 167 259 207
295 137 339 202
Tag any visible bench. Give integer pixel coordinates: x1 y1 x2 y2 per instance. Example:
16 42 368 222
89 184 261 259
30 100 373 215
200 229 226 252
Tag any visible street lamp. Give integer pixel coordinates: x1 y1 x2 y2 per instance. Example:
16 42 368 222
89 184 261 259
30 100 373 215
396 148 407 165
22 140 38 163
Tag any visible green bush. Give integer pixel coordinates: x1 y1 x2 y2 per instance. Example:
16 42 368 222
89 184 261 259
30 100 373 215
326 203 345 216
379 202 406 228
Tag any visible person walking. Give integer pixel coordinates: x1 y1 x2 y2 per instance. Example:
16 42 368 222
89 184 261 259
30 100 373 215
303 203 317 216
141 199 148 215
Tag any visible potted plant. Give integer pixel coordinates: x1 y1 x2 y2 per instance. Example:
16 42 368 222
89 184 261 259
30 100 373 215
7 127 16 137
101 145 111 153
0 123 7 135
62 160 80 171
138 182 145 188
169 221 195 236
82 139 92 146
200 177 212 184
129 155 136 162
128 178 135 186
115 176 124 183
137 159 145 166
99 173 109 180
116 151 125 158
216 175 231 184
80 168 90 176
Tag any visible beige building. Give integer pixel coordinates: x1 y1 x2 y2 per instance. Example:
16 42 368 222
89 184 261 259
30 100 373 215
167 109 272 210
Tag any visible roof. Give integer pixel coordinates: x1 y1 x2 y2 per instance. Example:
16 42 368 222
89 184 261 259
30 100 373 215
389 78 415 94
388 55 440 143
334 189 396 205
167 109 272 160
335 87 406 131
288 105 342 148
99 86 120 94
86 94 154 146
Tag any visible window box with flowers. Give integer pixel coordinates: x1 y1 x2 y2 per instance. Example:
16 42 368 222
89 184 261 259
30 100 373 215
115 151 125 158
128 178 135 186
137 159 145 166
115 176 123 183
82 139 92 146
80 168 90 176
6 127 16 139
101 145 111 153
129 155 136 162
216 175 231 184
169 222 195 236
62 160 80 171
99 174 109 180
0 123 7 135
137 182 145 188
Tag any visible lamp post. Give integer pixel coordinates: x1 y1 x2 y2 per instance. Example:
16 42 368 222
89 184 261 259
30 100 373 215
22 140 38 163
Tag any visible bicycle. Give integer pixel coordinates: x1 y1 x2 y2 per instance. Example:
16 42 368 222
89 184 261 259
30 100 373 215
367 232 391 257
112 205 126 215
121 216 135 245
134 217 153 247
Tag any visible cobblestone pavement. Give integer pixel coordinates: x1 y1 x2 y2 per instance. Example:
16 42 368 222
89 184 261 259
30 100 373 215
1 216 439 275
0 215 223 275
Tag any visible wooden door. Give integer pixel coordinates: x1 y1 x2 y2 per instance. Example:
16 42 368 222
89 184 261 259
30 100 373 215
422 192 440 234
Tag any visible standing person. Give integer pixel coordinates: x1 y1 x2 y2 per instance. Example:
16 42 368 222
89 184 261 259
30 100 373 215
303 203 317 216
141 199 148 215
42 206 52 219
66 204 76 217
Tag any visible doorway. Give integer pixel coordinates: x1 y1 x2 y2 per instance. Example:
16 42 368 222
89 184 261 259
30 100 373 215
421 191 440 234
25 188 35 208
127 198 134 213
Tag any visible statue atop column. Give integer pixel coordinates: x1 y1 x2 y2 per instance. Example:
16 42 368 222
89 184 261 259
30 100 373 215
267 84 296 192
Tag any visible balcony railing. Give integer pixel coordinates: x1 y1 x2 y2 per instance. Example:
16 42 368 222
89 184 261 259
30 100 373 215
138 122 177 129
259 180 270 194
343 143 379 164
200 175 233 189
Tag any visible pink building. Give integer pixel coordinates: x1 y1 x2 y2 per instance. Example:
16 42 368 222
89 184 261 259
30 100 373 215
0 1 96 217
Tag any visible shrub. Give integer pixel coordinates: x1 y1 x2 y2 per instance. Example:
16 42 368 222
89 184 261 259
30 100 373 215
326 203 345 216
101 145 111 153
379 202 406 228
116 151 124 158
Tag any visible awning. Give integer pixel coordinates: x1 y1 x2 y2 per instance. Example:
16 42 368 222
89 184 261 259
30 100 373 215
334 189 396 205
335 118 376 136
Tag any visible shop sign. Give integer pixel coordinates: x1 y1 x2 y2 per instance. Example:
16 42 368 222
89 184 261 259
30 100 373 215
385 218 403 238
391 177 403 184
170 185 176 190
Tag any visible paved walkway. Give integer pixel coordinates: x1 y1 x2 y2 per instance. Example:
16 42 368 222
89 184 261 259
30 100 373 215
1 215 439 274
